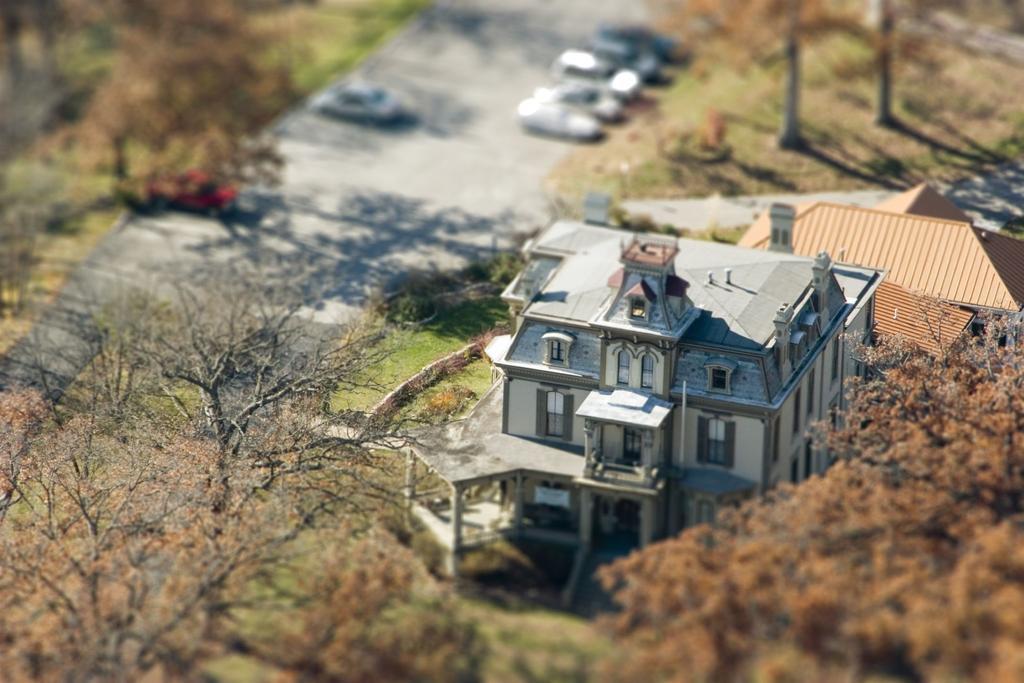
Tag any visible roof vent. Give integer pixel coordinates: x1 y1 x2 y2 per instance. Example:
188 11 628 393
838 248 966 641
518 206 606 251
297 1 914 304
706 270 714 285
725 267 733 285
583 191 611 226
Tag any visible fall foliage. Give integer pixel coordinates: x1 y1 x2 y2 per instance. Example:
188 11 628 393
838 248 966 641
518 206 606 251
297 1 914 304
77 0 296 185
600 323 1024 682
0 269 482 681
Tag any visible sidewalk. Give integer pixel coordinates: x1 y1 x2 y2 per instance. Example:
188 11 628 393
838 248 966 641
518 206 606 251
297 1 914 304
621 190 895 232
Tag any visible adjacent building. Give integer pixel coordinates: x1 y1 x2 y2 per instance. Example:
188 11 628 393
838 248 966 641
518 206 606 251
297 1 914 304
740 183 1024 351
406 218 881 583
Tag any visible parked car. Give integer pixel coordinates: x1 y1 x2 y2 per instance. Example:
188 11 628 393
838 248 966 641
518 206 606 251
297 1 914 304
592 24 681 64
517 98 602 142
550 49 641 101
533 83 623 122
310 82 405 124
146 170 238 216
589 41 662 84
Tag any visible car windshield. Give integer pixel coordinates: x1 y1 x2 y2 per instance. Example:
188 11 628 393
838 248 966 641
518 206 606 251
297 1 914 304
342 86 387 104
572 90 599 104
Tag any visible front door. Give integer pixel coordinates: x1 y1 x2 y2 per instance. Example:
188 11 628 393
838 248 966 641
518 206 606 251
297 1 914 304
593 496 641 552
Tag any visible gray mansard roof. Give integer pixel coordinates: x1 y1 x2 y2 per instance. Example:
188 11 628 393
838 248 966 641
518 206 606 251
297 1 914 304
502 321 602 381
526 221 869 350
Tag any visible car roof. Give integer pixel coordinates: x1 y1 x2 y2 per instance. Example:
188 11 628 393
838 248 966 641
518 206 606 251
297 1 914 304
557 49 609 70
338 81 385 95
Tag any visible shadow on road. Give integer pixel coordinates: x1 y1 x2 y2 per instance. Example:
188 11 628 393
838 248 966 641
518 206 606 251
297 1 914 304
185 188 526 313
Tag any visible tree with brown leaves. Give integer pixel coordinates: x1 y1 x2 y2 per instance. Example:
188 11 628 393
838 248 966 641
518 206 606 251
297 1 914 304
77 0 296 186
601 321 1024 682
662 0 859 149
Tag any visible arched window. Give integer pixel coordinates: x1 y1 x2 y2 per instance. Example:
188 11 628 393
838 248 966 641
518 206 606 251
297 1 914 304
616 350 630 385
641 353 655 389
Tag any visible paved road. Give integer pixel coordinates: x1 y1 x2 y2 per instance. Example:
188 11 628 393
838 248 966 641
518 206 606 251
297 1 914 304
97 0 647 322
0 0 648 395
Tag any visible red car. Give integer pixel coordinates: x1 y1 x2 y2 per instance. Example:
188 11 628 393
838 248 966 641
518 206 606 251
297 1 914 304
146 170 238 216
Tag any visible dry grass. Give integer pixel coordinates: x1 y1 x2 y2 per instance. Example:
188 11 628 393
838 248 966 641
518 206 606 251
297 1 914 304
548 33 1024 203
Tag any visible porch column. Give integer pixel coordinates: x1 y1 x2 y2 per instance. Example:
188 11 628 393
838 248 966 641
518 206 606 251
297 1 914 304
579 488 594 547
513 472 525 535
640 497 656 547
583 419 595 477
448 483 464 577
641 428 655 483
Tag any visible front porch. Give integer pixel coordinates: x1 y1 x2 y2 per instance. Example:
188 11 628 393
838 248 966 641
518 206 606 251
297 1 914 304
406 383 586 575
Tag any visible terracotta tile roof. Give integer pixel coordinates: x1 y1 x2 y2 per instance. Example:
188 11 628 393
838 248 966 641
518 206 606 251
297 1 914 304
973 229 1024 309
873 281 974 355
872 183 972 223
792 203 1024 310
742 199 1024 311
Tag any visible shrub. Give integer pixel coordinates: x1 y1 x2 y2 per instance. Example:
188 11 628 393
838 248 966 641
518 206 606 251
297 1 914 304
698 107 727 151
462 252 525 287
386 291 437 324
421 385 476 421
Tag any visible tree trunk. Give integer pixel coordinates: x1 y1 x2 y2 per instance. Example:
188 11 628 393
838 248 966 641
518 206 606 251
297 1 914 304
113 136 128 181
778 29 801 149
875 0 895 127
1 9 24 87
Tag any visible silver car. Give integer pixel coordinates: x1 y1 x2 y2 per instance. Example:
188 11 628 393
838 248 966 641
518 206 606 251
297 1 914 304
310 82 405 124
533 83 624 123
517 98 602 142
550 49 642 101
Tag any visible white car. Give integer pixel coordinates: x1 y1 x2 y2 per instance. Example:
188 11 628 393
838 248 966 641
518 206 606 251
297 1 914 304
533 83 623 123
550 49 642 101
517 98 602 142
310 82 405 124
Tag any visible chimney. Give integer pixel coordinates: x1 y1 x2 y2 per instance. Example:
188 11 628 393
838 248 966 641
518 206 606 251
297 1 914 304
812 250 832 312
583 191 611 226
769 203 795 253
773 303 793 377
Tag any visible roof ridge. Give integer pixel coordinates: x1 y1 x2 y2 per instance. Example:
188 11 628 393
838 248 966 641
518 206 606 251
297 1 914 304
802 201 974 229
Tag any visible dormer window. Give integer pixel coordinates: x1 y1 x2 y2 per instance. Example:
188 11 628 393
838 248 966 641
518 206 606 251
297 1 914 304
704 358 737 394
630 297 646 319
550 340 565 363
541 331 574 367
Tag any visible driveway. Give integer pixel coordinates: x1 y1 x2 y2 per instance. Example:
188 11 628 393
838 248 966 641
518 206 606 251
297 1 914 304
0 0 647 395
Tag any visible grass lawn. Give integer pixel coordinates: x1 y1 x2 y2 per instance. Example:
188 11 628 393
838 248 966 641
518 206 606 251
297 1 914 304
548 32 1024 203
274 0 433 94
401 357 495 423
333 296 509 412
461 597 608 683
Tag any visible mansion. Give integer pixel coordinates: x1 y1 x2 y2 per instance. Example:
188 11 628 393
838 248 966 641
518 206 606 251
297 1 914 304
406 207 882 596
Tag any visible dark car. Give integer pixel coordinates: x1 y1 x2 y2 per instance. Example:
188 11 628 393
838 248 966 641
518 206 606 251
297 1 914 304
146 170 238 216
592 24 682 65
